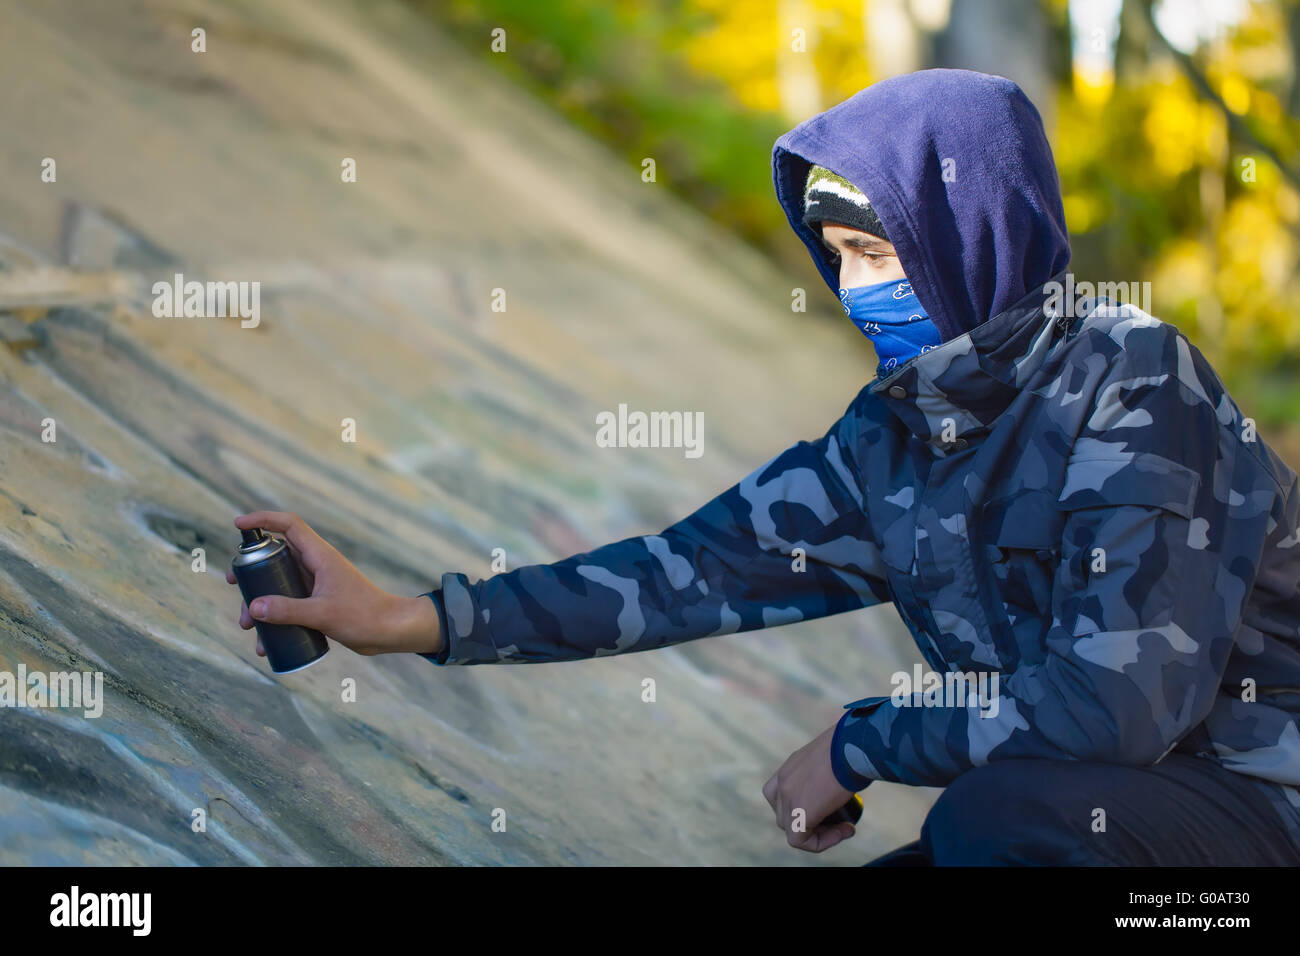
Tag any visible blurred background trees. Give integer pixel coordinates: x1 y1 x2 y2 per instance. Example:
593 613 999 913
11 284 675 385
420 0 1300 439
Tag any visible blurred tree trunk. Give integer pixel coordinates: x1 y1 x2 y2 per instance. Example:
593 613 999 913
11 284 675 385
1116 0 1153 83
932 0 1054 129
1288 0 1300 116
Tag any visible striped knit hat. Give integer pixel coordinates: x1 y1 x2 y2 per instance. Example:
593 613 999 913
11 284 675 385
802 164 889 241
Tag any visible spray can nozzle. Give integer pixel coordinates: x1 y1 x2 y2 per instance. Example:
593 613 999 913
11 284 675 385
240 528 268 547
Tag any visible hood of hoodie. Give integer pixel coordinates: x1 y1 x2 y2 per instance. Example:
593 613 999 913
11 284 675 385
772 68 1071 345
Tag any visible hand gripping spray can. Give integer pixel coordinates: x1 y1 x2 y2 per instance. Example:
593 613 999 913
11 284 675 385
232 528 329 674
825 793 864 828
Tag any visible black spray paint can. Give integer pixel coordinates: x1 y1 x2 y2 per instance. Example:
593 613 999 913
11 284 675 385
231 528 329 674
824 793 864 827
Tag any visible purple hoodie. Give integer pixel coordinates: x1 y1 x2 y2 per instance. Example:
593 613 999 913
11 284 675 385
772 68 1072 343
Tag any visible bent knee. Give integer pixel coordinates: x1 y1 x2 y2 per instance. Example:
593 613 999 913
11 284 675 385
920 761 1100 865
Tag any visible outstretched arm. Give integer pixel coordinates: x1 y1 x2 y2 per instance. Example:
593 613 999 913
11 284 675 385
423 390 892 665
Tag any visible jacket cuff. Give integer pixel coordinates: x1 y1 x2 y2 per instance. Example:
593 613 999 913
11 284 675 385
830 697 888 792
416 589 453 666
830 712 872 792
415 572 503 666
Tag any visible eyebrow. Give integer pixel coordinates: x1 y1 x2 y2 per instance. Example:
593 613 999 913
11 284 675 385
821 234 893 253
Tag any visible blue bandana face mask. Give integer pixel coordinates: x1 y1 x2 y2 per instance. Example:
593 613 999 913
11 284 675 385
838 279 944 378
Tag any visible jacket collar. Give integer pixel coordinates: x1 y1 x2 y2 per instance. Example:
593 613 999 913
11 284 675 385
868 272 1075 447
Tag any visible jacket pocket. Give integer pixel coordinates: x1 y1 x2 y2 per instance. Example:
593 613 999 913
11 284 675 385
982 490 1065 616
974 489 1066 665
1056 451 1201 519
1052 451 1202 635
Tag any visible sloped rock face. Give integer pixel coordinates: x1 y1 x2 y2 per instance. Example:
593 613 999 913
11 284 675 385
0 0 933 864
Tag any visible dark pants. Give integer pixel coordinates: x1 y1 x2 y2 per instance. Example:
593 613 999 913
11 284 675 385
864 754 1300 866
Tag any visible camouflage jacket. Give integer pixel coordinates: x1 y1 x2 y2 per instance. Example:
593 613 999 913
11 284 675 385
420 283 1300 840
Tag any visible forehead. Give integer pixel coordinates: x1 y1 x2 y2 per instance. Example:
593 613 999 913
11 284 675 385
821 222 885 239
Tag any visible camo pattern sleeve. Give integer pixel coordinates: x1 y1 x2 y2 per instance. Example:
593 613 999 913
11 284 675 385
420 389 892 665
830 328 1276 790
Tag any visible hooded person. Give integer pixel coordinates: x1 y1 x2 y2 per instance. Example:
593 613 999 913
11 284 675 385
235 69 1300 866
757 70 1300 863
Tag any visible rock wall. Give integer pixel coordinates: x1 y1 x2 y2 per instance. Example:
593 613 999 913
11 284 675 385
0 0 934 864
